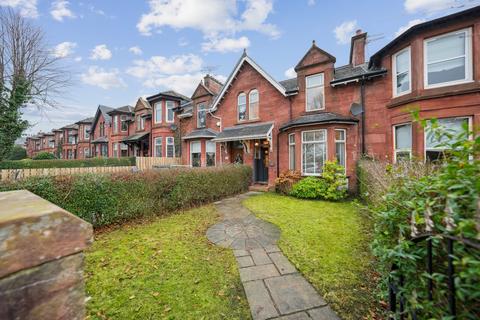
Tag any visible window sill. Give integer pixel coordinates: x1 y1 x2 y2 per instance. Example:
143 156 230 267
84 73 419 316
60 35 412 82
236 119 262 125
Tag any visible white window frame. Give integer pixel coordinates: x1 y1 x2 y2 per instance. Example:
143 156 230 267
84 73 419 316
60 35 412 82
288 133 295 170
197 103 207 128
305 73 325 112
166 101 175 123
84 125 90 140
424 28 473 89
334 129 347 172
120 116 128 132
392 46 411 97
190 141 201 167
166 137 175 158
237 93 247 122
301 129 327 176
154 137 162 157
154 102 162 124
393 123 412 163
249 89 259 120
113 115 119 133
113 143 118 158
423 116 472 161
206 140 216 167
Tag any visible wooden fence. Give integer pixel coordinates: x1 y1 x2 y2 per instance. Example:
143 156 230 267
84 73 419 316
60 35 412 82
135 157 182 170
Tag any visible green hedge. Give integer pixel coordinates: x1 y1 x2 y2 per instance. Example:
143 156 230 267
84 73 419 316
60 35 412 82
0 165 252 228
0 157 136 169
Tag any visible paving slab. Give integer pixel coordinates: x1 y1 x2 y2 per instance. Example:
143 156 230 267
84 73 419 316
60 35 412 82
269 252 297 275
308 306 340 320
237 255 255 268
250 248 272 266
233 249 249 257
243 280 279 320
239 264 280 282
275 311 311 320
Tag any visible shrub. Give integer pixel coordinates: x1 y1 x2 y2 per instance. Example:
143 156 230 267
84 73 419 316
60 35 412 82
0 165 252 228
33 151 56 160
289 161 348 201
0 157 135 169
7 145 27 160
275 170 301 194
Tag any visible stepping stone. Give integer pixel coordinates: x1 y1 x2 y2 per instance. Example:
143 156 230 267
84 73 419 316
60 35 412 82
276 311 311 319
237 255 255 268
308 306 340 320
239 264 279 282
250 248 272 266
269 252 296 275
243 280 279 320
265 274 327 315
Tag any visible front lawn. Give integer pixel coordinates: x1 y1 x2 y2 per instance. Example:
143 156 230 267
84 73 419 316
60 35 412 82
85 206 250 319
243 193 380 320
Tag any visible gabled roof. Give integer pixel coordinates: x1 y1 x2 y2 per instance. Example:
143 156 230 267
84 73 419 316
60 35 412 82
76 117 94 124
134 97 152 113
192 81 214 99
210 51 288 112
61 123 79 130
91 105 114 132
279 78 298 93
147 90 191 103
108 105 134 115
294 41 336 72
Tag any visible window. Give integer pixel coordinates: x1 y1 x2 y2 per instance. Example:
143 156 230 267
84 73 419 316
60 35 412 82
154 102 162 123
288 133 295 170
425 117 469 162
238 93 247 121
67 150 74 159
206 141 216 166
120 143 128 157
48 140 55 148
306 73 324 111
113 115 119 133
101 144 108 157
121 116 128 132
68 131 75 144
392 47 411 96
84 147 90 158
84 125 90 139
197 103 207 128
190 141 201 167
100 123 105 136
166 101 175 123
154 137 162 157
113 143 118 158
335 129 346 170
394 124 412 162
166 137 175 158
249 90 259 120
424 28 472 88
136 115 145 131
302 130 326 175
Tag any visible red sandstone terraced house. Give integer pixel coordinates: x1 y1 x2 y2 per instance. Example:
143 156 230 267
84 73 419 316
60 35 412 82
123 98 152 157
60 124 79 159
90 105 113 158
52 128 64 158
75 117 94 159
107 106 134 158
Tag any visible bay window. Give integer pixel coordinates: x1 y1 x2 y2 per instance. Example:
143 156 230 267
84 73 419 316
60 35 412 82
113 115 119 133
154 102 162 123
120 116 128 132
84 125 90 139
302 130 326 175
120 143 128 157
166 137 175 158
424 28 472 88
166 101 175 123
190 141 201 167
197 103 207 128
392 47 411 96
288 133 295 170
306 73 324 111
154 137 162 157
206 141 216 166
425 117 469 162
113 143 118 158
238 93 247 121
249 90 259 120
137 115 145 131
394 123 412 162
335 129 346 169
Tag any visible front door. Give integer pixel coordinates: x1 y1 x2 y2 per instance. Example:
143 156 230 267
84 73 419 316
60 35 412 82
254 145 269 183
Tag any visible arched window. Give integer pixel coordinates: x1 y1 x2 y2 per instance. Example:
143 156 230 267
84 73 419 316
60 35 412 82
237 93 246 121
249 89 259 120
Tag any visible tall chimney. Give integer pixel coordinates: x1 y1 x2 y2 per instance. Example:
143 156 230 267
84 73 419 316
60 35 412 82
350 29 367 66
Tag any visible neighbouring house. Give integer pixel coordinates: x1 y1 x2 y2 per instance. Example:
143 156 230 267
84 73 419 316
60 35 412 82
61 124 79 159
90 105 114 158
75 117 94 159
53 129 64 158
123 98 152 157
107 106 134 158
25 135 40 158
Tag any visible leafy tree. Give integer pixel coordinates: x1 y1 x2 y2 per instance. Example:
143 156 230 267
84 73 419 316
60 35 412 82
7 144 27 160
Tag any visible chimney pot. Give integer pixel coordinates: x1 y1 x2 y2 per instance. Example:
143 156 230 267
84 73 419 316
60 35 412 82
356 29 362 35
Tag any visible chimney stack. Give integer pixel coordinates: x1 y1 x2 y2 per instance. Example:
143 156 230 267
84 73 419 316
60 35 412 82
350 29 367 66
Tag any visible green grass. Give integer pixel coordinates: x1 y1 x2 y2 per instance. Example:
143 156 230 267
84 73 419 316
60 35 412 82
85 206 250 320
243 193 380 320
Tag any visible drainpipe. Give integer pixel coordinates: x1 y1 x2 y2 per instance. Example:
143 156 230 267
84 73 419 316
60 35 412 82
360 78 366 155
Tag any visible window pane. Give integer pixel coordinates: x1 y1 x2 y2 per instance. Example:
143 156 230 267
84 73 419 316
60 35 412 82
427 32 465 63
314 130 325 141
206 152 215 166
396 72 410 93
335 130 345 141
289 134 295 144
395 124 412 150
206 141 216 153
426 118 467 148
306 86 324 111
289 145 295 170
166 101 174 122
155 138 162 157
155 103 162 122
314 143 325 173
396 50 409 74
238 94 247 121
427 57 465 85
303 143 315 174
190 141 201 153
249 101 259 120
335 142 345 167
306 74 323 87
192 153 201 167
197 104 206 128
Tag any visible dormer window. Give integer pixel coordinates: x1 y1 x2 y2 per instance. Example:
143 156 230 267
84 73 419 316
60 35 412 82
166 101 175 123
197 103 207 128
136 115 145 131
238 93 247 121
306 73 324 111
392 47 411 96
249 90 259 120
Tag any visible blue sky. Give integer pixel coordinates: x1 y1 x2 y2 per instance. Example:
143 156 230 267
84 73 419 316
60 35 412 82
1 0 478 134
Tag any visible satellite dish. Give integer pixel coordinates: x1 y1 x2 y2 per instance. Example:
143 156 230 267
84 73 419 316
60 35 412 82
350 102 363 116
170 124 178 131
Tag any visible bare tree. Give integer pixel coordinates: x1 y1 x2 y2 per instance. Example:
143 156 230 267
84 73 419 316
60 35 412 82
0 9 70 160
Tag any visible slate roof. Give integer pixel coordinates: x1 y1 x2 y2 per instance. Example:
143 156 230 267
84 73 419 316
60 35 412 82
279 78 298 93
108 105 134 115
122 132 149 143
331 63 386 84
280 112 358 131
212 122 274 142
177 101 194 118
61 123 79 130
182 128 218 140
76 117 94 124
147 90 192 103
91 137 108 144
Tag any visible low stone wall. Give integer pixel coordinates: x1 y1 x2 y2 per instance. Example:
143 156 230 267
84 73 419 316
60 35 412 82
0 190 93 320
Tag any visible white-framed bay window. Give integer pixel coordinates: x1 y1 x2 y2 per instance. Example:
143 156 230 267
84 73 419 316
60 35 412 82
154 102 162 123
424 28 472 88
335 129 346 170
288 133 295 170
166 101 175 123
197 103 207 128
190 141 201 167
166 137 175 158
302 130 327 175
392 47 411 96
393 123 412 162
424 117 470 162
154 137 162 157
306 73 325 111
113 143 119 158
206 141 216 166
113 115 119 133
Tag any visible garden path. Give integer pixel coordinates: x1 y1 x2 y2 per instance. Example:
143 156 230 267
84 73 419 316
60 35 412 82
206 192 340 320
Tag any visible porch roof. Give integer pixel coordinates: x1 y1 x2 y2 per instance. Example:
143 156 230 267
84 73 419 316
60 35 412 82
182 128 218 140
212 122 273 142
122 132 149 143
91 137 108 144
279 112 358 132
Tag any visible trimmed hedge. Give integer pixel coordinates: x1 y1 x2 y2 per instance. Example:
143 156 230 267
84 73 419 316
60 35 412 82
0 157 135 169
0 165 252 228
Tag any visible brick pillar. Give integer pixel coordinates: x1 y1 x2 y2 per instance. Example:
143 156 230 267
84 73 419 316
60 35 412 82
0 190 93 320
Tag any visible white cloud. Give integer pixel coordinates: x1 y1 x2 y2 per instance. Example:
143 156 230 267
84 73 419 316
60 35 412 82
50 0 75 21
202 36 250 53
0 0 38 18
143 73 226 96
129 46 143 55
52 41 77 58
334 20 358 45
395 19 426 36
81 66 126 90
126 54 203 78
90 44 112 60
404 0 456 14
284 67 296 79
137 0 279 38
74 56 82 62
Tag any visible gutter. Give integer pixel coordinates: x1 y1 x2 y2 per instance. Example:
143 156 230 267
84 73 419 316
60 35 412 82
330 69 386 87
